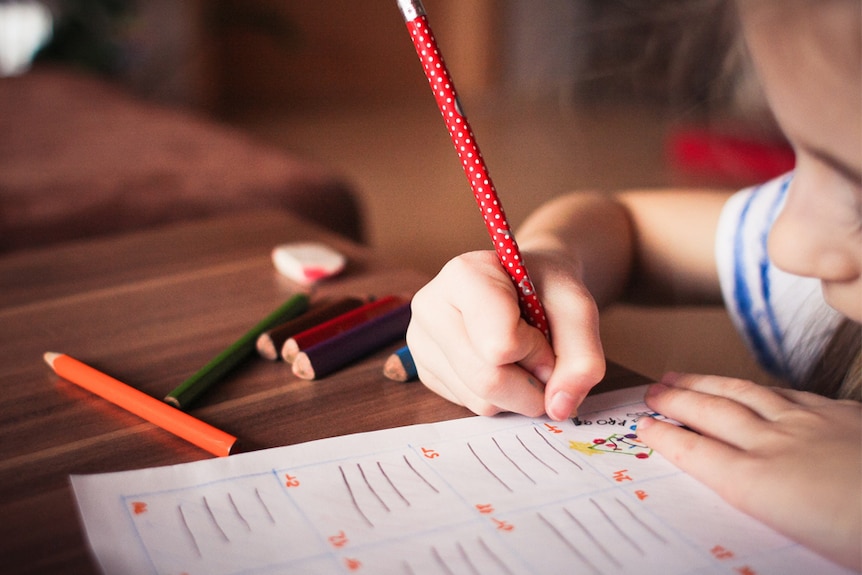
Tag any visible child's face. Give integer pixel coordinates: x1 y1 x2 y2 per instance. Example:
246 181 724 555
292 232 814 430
739 0 862 321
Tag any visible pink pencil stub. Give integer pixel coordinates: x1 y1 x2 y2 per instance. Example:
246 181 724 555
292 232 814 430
272 243 346 286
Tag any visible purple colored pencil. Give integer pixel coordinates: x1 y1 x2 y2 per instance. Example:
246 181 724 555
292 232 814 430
292 302 411 380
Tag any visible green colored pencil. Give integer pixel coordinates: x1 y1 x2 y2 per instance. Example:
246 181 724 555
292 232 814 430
165 293 310 409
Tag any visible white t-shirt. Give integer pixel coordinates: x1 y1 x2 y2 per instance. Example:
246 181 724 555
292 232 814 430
715 173 843 388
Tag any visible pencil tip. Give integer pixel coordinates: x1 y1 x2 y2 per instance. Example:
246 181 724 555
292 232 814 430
43 351 60 367
383 354 408 382
291 353 315 380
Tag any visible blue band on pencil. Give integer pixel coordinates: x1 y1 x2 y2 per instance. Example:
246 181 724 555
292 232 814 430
395 346 418 381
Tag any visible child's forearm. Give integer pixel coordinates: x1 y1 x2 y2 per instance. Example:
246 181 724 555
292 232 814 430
517 192 634 308
517 189 732 307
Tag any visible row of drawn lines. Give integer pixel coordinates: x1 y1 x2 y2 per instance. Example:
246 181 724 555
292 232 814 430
469 427 584 492
176 487 277 558
340 454 441 528
537 497 670 575
400 537 515 575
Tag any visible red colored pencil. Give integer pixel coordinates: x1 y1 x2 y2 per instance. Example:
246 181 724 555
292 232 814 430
397 0 549 338
281 295 405 362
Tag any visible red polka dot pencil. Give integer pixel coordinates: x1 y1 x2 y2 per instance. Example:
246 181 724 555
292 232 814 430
396 0 550 339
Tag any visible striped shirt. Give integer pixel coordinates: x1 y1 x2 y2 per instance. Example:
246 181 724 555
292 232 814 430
715 173 843 387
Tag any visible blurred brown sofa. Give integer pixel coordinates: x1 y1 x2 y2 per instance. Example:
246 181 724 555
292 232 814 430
0 67 364 253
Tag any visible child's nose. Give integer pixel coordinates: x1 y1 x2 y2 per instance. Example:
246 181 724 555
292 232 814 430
768 182 859 283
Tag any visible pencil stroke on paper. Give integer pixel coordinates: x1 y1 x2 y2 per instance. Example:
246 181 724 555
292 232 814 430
430 545 457 575
403 453 441 493
339 464 374 528
416 538 515 575
615 497 669 544
202 496 230 542
590 497 644 555
227 492 251 532
253 487 276 524
477 537 516 575
357 462 392 513
177 504 202 558
468 441 513 493
532 425 583 469
563 507 622 569
515 433 558 474
377 461 412 507
536 511 603 575
492 437 536 484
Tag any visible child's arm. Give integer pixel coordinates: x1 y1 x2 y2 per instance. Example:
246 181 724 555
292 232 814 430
517 189 730 306
407 189 732 420
638 373 862 571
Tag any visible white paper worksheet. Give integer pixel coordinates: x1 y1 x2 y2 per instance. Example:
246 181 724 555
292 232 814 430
71 385 852 575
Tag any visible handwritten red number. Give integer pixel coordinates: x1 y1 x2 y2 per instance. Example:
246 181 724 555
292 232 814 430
285 474 300 488
421 447 440 459
613 469 633 482
131 502 147 515
544 423 563 434
329 530 349 548
475 503 494 515
345 558 362 571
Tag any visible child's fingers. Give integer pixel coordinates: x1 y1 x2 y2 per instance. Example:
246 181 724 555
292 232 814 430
643 380 776 448
407 298 546 417
635 416 748 500
658 372 796 421
538 282 606 421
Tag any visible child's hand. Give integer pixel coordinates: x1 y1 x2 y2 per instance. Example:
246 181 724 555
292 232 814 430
637 372 862 571
407 249 606 420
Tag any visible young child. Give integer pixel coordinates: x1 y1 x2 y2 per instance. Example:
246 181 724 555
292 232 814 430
406 0 861 569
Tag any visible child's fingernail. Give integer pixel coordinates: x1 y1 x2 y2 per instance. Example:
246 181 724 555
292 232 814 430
636 416 654 431
645 382 669 398
548 391 576 421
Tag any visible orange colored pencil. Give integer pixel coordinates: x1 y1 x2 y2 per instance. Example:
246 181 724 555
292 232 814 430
44 352 237 457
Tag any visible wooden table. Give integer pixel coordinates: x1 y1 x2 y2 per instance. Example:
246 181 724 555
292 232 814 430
0 212 647 574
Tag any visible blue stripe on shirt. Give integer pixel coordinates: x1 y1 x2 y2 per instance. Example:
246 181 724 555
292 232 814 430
760 177 791 369
732 176 791 377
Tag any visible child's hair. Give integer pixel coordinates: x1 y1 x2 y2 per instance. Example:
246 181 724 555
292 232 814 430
577 0 770 122
808 320 862 401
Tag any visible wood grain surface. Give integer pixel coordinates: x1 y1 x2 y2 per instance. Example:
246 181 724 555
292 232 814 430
0 212 647 574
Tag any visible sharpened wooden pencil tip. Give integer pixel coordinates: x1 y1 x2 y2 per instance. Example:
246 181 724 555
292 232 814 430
383 354 408 382
291 353 315 380
44 352 60 368
255 333 279 361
